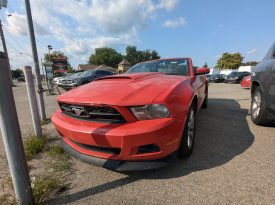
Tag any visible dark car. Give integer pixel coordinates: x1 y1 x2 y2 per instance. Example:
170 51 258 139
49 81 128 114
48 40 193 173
205 74 212 80
250 42 275 125
208 74 225 83
61 70 113 90
224 71 250 83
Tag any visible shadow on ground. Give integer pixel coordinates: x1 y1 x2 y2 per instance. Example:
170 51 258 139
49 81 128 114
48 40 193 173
49 98 255 204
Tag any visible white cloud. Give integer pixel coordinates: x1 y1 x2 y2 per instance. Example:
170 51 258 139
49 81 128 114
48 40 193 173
6 13 48 36
247 48 257 55
215 55 221 59
6 0 181 67
157 0 179 11
164 17 188 28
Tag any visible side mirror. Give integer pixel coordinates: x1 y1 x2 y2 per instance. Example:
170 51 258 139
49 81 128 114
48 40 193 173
196 68 210 75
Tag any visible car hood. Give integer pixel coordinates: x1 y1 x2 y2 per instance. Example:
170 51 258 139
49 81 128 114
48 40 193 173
58 73 187 106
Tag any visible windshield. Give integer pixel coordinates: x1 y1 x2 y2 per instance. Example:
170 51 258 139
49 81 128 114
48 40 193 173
127 59 189 76
78 70 95 77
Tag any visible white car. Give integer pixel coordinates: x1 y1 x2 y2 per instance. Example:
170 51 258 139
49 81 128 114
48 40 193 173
53 74 72 86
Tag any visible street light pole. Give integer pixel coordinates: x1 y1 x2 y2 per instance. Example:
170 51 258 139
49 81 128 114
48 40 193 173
0 20 14 86
24 0 46 120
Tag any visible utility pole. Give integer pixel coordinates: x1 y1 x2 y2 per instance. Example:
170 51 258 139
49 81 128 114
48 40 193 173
24 0 46 120
0 19 14 86
0 52 34 204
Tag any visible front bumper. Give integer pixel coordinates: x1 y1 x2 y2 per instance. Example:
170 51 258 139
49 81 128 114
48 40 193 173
52 110 183 170
61 83 78 90
60 138 177 171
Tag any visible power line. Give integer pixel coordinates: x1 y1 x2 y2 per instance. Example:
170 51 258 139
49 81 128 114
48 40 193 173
2 23 26 51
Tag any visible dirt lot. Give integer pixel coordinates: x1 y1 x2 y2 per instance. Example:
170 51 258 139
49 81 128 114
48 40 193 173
0 82 274 204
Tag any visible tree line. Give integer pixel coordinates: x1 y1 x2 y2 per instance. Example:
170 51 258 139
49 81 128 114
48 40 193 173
88 46 161 68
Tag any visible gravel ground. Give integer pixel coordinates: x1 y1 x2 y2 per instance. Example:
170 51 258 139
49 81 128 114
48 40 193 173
0 82 274 205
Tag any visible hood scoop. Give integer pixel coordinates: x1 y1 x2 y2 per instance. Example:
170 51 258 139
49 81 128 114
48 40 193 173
95 72 163 81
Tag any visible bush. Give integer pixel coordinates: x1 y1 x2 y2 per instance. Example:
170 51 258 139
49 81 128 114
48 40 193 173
24 136 46 160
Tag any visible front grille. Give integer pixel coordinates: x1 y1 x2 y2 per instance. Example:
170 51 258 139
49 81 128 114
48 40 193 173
59 103 126 124
70 138 121 155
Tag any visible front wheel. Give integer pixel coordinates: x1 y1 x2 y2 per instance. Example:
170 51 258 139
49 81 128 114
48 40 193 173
178 104 196 158
251 86 272 125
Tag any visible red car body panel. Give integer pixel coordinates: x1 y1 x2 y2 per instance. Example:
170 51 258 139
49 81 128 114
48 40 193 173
241 75 251 88
51 58 209 170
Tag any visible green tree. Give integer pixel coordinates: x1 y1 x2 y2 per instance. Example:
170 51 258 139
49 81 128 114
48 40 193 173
88 47 123 68
44 51 67 63
203 62 208 68
124 45 160 65
216 52 244 69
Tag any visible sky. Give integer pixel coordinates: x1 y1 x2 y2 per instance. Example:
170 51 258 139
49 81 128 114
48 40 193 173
1 0 275 70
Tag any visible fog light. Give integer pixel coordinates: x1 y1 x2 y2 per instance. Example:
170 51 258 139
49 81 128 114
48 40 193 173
137 144 161 154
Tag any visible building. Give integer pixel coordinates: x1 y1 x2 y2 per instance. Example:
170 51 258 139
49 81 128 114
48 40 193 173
117 59 131 74
52 57 68 73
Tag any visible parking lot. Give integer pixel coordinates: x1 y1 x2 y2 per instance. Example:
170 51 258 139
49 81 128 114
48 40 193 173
0 82 274 204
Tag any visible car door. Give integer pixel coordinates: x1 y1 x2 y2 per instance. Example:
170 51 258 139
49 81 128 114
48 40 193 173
269 47 275 111
192 67 206 106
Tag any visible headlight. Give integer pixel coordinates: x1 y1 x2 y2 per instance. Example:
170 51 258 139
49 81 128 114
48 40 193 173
130 104 171 120
73 79 80 83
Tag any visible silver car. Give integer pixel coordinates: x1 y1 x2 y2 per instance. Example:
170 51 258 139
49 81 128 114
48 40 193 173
251 42 275 125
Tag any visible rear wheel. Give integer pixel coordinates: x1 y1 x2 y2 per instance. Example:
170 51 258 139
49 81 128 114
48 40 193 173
178 104 196 158
251 86 272 125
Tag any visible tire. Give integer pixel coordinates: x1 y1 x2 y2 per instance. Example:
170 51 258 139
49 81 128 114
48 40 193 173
178 104 196 158
201 88 208 109
251 86 272 125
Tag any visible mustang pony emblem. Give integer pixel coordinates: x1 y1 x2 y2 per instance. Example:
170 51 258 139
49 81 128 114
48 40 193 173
71 107 85 116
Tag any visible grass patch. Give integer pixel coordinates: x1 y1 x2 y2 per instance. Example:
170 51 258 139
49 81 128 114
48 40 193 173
48 145 66 157
24 135 46 160
32 175 67 204
47 145 70 172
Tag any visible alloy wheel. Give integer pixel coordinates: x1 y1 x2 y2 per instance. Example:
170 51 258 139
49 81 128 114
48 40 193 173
187 108 195 149
252 90 261 119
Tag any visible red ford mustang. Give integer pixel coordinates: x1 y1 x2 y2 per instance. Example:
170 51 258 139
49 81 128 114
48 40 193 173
52 58 209 171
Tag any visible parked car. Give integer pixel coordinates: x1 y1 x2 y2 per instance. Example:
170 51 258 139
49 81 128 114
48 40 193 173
208 74 225 83
224 71 251 83
61 70 113 90
241 75 251 88
53 73 72 86
250 42 275 125
17 76 25 82
52 58 210 171
206 74 212 80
